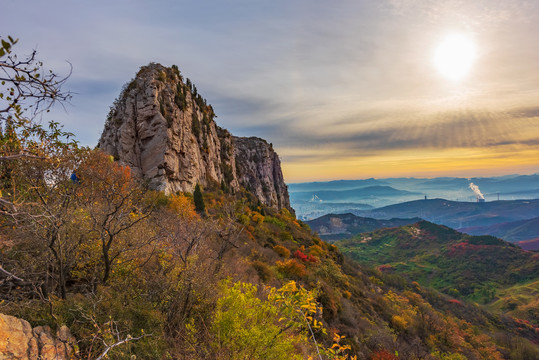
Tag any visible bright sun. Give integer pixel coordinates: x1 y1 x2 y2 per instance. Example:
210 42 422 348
433 33 477 81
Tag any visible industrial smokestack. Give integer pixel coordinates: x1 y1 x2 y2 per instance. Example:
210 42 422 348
469 182 485 201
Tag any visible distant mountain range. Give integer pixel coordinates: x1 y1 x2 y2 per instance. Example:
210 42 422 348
302 198 539 248
353 198 539 229
291 185 421 202
289 174 539 220
288 178 385 192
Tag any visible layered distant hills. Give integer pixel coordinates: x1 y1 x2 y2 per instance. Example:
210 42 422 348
353 199 539 228
291 175 539 247
462 216 539 245
290 175 539 220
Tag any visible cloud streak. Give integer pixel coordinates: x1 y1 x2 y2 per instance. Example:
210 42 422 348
270 107 539 158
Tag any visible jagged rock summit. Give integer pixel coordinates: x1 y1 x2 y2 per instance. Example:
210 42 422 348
98 63 291 211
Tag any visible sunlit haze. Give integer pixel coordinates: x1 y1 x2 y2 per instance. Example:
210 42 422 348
433 33 477 81
3 0 539 182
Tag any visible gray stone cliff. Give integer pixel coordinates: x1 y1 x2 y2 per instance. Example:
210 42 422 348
98 63 291 211
233 136 290 211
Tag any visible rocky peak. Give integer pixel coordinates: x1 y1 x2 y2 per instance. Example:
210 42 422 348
98 63 292 212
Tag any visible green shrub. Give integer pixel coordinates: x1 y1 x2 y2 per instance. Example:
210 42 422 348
264 216 287 230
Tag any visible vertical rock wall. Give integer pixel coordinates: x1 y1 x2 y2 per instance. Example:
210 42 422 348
233 136 291 210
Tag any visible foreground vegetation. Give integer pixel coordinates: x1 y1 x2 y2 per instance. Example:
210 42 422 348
1 36 538 359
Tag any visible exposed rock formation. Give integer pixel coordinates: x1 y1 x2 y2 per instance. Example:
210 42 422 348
98 63 291 211
0 313 77 360
233 136 290 210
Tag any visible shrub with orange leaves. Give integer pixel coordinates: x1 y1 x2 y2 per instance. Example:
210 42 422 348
276 259 307 278
168 193 198 220
251 212 265 224
391 315 408 330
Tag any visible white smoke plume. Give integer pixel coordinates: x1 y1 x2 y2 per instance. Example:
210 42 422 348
469 182 485 200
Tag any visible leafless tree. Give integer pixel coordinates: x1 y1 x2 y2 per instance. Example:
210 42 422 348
6 147 83 299
1 36 71 131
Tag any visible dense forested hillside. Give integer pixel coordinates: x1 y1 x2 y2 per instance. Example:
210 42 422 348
2 172 539 358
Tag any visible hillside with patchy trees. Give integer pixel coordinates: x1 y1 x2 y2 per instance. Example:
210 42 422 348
1 37 538 359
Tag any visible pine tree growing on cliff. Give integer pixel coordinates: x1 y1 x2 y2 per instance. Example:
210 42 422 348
194 183 205 214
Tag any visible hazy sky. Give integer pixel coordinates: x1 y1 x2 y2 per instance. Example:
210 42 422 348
3 0 539 182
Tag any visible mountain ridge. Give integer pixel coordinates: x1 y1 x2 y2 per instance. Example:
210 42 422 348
353 198 539 230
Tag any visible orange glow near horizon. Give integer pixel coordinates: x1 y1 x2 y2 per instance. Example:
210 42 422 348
282 147 539 183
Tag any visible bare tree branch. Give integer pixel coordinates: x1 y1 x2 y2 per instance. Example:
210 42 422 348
95 333 152 360
0 264 32 286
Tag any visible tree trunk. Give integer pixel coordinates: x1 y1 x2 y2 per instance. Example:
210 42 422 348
102 237 112 284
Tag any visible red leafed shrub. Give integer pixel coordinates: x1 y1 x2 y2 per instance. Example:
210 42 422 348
293 249 308 261
448 299 463 306
370 350 398 360
377 264 393 272
293 250 318 263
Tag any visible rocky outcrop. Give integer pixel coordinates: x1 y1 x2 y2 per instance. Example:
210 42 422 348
98 63 292 211
233 136 291 211
0 313 78 360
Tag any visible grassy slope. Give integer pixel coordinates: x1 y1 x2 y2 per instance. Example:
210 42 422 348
488 280 539 326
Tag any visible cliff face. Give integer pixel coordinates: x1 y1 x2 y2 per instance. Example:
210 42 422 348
233 136 291 211
98 63 291 211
